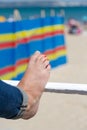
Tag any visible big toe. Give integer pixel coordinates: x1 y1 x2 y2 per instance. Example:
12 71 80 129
31 51 41 61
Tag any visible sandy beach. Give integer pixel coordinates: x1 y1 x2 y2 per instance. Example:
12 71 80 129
49 31 87 84
0 32 87 130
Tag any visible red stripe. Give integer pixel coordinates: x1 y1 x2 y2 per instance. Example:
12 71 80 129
44 46 66 55
0 46 66 76
0 30 64 49
0 58 29 75
0 42 16 49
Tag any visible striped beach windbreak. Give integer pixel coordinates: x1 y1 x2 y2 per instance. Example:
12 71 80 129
0 16 67 80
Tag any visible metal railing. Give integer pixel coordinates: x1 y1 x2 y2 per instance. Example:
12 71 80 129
3 80 87 95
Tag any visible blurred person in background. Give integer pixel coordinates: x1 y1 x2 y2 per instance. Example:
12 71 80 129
68 18 82 34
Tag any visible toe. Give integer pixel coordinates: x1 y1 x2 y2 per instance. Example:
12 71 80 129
31 51 41 61
43 60 50 68
38 54 48 63
37 54 45 61
46 64 51 71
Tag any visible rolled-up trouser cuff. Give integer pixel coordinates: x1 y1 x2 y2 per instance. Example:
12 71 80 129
13 87 29 119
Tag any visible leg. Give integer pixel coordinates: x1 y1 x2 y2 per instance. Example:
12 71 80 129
0 80 23 119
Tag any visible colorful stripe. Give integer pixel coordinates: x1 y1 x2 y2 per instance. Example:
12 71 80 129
0 25 64 43
0 29 64 49
0 16 67 80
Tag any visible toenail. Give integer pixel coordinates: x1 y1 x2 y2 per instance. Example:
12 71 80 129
44 55 47 57
35 51 40 54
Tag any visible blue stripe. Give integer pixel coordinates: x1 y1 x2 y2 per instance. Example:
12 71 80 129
0 16 64 34
12 73 24 80
0 49 15 68
0 46 29 68
50 56 67 68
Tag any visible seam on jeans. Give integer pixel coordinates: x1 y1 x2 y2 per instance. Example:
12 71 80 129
12 87 29 119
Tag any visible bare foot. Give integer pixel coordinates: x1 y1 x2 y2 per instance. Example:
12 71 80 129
18 51 51 119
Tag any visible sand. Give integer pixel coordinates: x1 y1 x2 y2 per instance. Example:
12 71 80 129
0 32 87 130
49 32 87 84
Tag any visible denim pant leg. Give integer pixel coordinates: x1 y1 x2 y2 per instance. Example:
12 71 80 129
0 80 24 119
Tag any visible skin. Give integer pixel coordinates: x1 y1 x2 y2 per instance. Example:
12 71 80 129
17 51 51 119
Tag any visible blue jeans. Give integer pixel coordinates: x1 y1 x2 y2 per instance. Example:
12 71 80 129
0 80 28 119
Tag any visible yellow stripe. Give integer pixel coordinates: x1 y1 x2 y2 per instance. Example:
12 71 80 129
47 50 66 61
0 25 64 43
0 64 27 80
